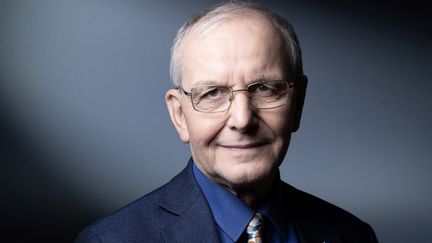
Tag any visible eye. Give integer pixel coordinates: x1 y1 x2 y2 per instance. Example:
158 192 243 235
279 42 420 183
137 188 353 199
249 83 272 93
256 84 270 92
203 88 221 98
195 86 229 100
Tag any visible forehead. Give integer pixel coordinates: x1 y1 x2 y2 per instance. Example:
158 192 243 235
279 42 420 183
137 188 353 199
183 11 281 51
190 10 276 39
180 12 286 86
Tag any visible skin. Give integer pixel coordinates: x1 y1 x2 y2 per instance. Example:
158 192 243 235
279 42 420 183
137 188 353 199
166 12 307 206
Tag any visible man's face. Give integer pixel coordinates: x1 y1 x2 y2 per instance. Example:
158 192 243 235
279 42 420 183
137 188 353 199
166 15 303 190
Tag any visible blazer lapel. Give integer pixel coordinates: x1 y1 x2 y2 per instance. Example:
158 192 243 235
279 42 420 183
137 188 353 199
293 219 342 243
282 183 342 243
158 160 220 243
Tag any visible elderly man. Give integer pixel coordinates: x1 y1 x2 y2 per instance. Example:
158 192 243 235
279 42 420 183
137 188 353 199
77 2 378 243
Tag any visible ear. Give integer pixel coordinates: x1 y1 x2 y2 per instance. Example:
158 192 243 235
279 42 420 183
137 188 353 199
291 75 308 132
165 89 190 143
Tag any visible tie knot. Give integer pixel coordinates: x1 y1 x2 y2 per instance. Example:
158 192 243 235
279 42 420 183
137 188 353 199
246 212 264 243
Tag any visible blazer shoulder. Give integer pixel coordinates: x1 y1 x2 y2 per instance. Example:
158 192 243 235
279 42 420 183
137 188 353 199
75 185 165 243
76 162 200 243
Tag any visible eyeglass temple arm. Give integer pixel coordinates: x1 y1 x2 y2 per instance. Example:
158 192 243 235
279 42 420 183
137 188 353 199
178 87 192 96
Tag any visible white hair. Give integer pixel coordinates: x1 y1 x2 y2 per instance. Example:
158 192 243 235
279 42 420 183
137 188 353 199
170 1 304 88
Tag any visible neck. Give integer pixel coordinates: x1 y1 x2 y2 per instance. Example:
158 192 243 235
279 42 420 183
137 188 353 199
227 171 279 208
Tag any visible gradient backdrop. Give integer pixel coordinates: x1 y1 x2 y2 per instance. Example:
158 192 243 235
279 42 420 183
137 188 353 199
1 0 431 242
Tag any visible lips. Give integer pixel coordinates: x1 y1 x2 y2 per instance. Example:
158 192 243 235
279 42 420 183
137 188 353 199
219 140 269 149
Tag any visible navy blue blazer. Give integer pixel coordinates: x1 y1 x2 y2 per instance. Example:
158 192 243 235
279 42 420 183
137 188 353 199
76 161 378 242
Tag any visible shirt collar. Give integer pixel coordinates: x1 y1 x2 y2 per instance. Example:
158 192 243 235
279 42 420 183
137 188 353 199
193 162 254 241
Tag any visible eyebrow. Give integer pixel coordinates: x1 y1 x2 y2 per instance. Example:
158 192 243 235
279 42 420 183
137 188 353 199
194 80 220 86
253 74 284 82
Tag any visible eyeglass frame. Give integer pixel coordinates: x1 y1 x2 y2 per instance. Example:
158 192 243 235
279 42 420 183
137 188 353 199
178 80 295 113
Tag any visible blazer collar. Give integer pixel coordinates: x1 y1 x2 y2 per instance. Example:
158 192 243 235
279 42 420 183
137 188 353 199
158 159 220 242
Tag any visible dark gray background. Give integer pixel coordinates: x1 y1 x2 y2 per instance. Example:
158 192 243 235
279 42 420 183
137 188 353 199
1 0 431 242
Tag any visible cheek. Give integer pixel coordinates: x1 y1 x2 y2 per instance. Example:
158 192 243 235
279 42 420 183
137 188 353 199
267 106 294 135
185 112 226 146
185 115 227 176
265 107 294 154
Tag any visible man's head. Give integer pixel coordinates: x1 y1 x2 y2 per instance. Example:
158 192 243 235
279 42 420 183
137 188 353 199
166 2 307 196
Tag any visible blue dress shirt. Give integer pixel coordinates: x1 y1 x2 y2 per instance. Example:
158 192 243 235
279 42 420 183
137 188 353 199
193 163 298 243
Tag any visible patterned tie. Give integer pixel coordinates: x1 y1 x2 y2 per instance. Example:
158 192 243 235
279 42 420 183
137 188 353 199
246 212 264 243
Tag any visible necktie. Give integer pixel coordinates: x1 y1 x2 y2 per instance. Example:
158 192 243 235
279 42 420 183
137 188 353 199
246 212 264 243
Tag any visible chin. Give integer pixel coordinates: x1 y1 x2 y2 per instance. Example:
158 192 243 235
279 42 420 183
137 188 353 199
221 163 276 188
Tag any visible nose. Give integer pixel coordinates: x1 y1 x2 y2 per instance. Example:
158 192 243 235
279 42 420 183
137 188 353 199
226 91 257 132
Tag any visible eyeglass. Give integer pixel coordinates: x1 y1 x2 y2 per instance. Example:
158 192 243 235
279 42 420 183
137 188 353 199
179 80 294 113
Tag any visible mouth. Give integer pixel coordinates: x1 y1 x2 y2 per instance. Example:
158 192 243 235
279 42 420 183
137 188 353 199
219 141 269 150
